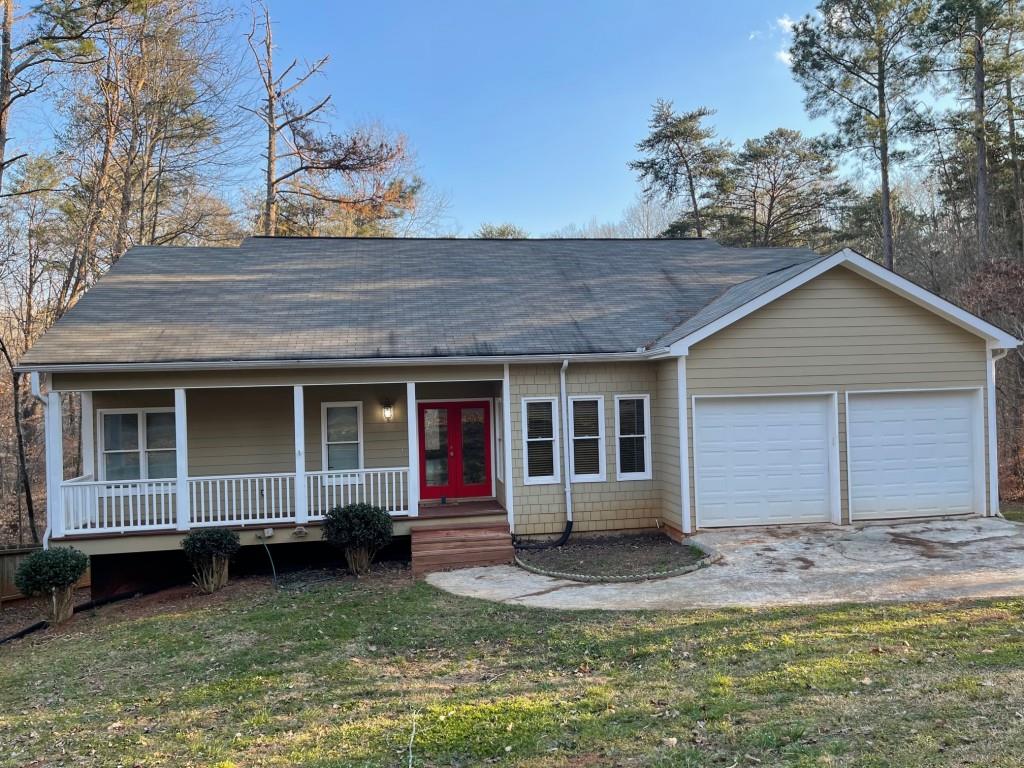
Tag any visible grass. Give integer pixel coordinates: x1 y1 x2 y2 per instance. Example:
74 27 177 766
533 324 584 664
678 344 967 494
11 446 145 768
1001 502 1024 523
3 568 1024 767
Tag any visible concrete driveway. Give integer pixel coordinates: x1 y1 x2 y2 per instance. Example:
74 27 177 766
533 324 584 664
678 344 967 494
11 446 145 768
427 517 1024 610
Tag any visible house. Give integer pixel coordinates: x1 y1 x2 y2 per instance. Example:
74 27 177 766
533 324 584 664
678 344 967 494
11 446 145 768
17 237 1021 590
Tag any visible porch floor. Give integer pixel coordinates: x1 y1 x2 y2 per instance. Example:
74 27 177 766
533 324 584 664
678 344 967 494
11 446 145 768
417 499 506 518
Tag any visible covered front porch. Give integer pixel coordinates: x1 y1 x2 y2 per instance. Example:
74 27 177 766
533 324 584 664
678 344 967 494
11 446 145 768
45 374 512 539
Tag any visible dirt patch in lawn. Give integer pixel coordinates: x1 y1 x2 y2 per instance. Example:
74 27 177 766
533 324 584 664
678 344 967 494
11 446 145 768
516 532 707 581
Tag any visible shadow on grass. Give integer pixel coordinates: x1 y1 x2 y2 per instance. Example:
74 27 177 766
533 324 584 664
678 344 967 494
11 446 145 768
4 574 1024 767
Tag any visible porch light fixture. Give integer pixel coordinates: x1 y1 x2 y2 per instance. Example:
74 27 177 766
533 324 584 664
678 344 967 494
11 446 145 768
381 398 394 422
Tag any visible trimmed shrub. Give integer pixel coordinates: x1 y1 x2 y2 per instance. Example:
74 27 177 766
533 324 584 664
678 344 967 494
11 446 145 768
322 503 392 576
181 528 240 593
15 547 89 624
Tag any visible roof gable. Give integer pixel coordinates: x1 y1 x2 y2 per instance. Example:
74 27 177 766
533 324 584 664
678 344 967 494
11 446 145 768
665 249 1020 354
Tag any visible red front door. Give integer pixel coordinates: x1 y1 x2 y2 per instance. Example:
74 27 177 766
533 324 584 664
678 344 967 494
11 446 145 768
418 400 492 500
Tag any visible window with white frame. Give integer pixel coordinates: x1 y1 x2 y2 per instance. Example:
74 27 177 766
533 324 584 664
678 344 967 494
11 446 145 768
615 395 652 480
570 396 605 482
522 397 559 484
495 396 504 482
322 402 363 471
99 409 176 481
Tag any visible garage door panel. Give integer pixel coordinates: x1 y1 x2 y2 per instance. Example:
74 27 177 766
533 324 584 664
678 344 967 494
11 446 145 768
848 390 981 520
695 395 834 527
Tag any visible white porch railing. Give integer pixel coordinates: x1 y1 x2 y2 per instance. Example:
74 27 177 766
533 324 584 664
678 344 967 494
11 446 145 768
307 467 409 518
58 467 410 535
61 475 178 534
189 473 296 527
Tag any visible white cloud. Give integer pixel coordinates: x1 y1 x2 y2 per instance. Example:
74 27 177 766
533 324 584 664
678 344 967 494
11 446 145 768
775 49 794 66
776 14 795 33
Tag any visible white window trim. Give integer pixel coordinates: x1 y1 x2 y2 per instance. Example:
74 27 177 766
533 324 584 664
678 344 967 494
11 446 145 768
521 396 560 485
320 401 364 472
495 396 504 482
569 395 606 482
96 407 176 481
614 394 652 481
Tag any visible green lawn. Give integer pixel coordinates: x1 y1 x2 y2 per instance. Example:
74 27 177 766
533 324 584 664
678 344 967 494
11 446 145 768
1001 503 1024 523
3 568 1024 767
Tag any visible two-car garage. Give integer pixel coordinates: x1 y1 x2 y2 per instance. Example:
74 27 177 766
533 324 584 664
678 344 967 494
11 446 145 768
692 389 985 528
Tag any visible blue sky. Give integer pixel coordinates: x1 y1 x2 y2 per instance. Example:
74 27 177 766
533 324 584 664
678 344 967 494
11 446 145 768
269 1 824 235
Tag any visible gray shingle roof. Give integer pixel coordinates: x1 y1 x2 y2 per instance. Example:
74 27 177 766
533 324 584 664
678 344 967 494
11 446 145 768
21 237 823 366
652 259 825 348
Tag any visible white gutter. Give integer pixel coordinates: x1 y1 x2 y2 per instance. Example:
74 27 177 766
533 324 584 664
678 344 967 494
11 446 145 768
30 372 51 549
559 359 573 524
16 350 658 375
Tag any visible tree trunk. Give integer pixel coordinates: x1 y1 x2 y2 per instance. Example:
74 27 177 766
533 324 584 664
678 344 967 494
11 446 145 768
51 585 75 624
1007 8 1024 260
974 13 989 261
262 14 277 237
0 0 13 197
877 55 895 270
0 339 38 544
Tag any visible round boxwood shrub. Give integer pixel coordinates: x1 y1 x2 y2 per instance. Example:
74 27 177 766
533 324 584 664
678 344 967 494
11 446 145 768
15 547 88 624
322 503 392 576
181 528 240 593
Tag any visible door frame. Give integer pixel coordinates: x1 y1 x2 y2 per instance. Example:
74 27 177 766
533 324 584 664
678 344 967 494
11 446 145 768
844 387 986 521
417 398 496 499
691 392 841 528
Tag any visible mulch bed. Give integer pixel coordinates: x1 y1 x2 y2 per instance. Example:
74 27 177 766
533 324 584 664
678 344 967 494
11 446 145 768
515 532 706 581
0 588 90 640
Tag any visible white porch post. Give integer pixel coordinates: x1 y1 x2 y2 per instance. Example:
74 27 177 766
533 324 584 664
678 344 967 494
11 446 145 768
174 388 190 530
406 381 419 516
294 385 308 524
677 356 692 534
45 388 65 539
502 364 514 532
80 391 95 478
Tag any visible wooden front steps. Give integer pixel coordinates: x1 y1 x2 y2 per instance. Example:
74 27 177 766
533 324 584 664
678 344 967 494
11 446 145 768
410 518 514 577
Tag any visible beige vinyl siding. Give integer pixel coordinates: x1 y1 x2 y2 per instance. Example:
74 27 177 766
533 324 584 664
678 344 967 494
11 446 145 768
93 384 413 477
303 384 408 472
416 380 497 400
685 265 989 529
89 378 509 498
53 364 504 392
187 388 294 475
510 362 664 536
653 359 682 531
93 390 173 410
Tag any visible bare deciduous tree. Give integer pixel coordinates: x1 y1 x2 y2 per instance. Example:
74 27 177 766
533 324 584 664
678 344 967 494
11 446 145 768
245 3 411 237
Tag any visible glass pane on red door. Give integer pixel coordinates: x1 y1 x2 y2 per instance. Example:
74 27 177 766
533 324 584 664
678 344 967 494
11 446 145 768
423 407 449 488
461 407 486 485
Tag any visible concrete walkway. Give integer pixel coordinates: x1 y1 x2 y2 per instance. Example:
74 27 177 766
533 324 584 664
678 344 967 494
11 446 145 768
426 517 1024 610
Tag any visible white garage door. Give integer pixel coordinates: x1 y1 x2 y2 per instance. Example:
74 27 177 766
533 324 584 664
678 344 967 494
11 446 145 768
694 395 835 527
847 390 983 520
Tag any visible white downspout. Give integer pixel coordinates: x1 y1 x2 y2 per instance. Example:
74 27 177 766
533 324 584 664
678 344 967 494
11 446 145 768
30 372 51 548
559 359 573 524
988 347 1009 517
